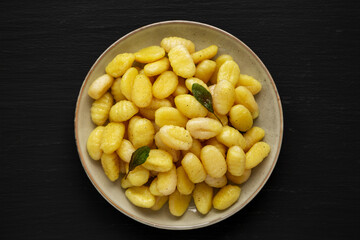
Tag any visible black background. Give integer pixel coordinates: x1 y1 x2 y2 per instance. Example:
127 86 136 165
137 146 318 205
1 0 359 239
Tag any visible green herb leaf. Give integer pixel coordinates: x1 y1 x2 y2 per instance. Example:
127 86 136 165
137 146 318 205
192 83 214 113
192 83 223 125
125 146 150 179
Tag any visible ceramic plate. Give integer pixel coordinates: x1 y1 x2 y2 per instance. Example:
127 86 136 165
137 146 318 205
75 20 283 230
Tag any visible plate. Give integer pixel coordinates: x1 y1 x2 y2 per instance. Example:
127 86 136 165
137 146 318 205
74 20 283 230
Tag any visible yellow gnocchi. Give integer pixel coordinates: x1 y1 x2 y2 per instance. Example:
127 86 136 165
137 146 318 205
174 94 208 118
213 79 235 115
87 126 105 160
181 138 202 159
151 196 169 211
185 77 210 93
169 189 192 217
229 104 253 132
210 54 233 84
168 45 196 78
172 77 189 97
195 60 216 83
235 86 259 119
142 149 173 172
109 100 138 122
216 125 246 149
105 53 135 78
144 57 170 77
90 92 113 126
176 166 195 195
101 152 120 182
213 185 241 210
181 152 207 183
120 67 138 100
237 74 262 95
200 145 227 178
191 45 218 64
100 122 125 154
127 166 150 187
155 107 188 128
86 36 272 216
152 71 178 99
111 77 126 102
226 146 246 176
88 74 114 100
134 46 165 63
157 164 177 196
116 139 135 163
245 142 270 169
217 60 240 86
125 186 155 208
131 74 153 108
226 169 252 185
158 125 193 150
128 116 155 148
160 36 195 53
193 182 213 215
186 117 223 140
139 98 172 120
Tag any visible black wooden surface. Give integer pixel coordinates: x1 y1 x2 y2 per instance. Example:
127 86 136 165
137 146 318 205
1 0 359 239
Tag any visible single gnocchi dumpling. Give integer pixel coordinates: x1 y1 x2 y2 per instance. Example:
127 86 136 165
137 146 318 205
200 145 227 178
144 57 170 77
101 152 120 182
193 182 213 215
155 107 188 128
125 186 155 208
245 142 270 169
174 94 208 118
217 60 240 86
106 53 135 78
152 71 178 99
134 46 165 63
157 164 177 196
160 36 195 53
128 116 155 148
168 45 196 78
176 166 195 195
169 189 191 217
195 60 216 83
90 92 113 126
109 100 139 122
142 149 173 172
158 125 193 150
88 74 114 100
191 45 218 64
87 126 105 160
181 152 207 183
186 117 223 140
213 185 241 210
100 122 125 154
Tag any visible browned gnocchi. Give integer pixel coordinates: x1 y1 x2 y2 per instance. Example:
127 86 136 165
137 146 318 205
86 36 271 216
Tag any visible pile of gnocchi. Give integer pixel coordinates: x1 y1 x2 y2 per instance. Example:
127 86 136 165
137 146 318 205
86 36 270 216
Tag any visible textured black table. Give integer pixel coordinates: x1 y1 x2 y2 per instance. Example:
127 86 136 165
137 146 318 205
1 1 359 239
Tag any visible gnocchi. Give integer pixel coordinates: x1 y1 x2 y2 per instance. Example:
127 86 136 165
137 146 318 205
86 36 271 216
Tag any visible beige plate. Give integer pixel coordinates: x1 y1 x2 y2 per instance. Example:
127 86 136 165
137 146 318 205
74 20 283 230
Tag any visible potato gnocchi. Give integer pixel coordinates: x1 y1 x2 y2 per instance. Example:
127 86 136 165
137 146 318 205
86 36 270 216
